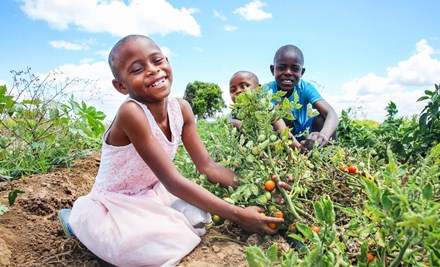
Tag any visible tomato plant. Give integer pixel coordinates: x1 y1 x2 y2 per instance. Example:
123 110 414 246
175 83 440 267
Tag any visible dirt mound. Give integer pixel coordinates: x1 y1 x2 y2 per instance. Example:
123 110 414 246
0 152 283 266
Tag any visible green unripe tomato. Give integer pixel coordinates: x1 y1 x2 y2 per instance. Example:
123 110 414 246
256 195 268 205
269 134 277 142
264 191 272 200
257 134 266 142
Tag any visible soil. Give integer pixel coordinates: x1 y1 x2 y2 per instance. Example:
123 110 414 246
0 152 289 267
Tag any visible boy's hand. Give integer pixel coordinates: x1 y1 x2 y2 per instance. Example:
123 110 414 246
302 132 329 150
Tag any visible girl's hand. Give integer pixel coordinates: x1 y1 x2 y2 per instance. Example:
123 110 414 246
234 206 284 234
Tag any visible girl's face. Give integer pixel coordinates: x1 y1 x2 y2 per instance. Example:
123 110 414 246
270 51 305 92
112 37 172 103
229 73 259 103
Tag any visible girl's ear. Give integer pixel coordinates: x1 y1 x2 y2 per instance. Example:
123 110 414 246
112 79 129 95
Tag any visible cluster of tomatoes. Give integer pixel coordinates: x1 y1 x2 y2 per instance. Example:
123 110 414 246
339 164 357 173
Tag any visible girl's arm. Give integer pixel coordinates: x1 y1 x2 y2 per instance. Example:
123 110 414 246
114 100 283 234
178 99 239 188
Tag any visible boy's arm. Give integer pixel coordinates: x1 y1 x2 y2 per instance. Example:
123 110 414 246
310 99 339 145
230 118 243 129
273 119 302 149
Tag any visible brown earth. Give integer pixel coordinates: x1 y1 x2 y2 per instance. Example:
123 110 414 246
0 152 289 267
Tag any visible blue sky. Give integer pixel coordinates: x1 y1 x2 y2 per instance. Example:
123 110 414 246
1 0 439 122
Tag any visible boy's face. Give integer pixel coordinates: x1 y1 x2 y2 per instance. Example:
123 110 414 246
112 37 172 102
229 73 259 103
270 51 305 92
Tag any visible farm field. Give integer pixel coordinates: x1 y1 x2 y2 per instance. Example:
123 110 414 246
0 80 438 266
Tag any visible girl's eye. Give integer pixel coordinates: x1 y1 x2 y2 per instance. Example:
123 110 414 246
153 57 164 64
131 67 143 74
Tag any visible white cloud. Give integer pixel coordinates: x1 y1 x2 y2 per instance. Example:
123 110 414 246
213 10 227 21
49 40 88 51
224 24 238 32
386 39 440 86
330 39 439 122
19 0 201 37
233 0 272 21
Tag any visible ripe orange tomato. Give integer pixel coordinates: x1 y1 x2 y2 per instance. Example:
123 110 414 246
367 252 375 263
348 166 357 173
310 225 321 234
264 180 276 191
273 210 284 218
267 222 277 229
339 165 347 172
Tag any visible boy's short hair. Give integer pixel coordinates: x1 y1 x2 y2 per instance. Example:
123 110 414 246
230 70 259 83
273 45 304 66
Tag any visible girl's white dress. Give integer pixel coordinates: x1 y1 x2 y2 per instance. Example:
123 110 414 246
69 97 211 267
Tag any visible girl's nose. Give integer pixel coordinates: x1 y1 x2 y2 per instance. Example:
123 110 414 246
145 63 160 76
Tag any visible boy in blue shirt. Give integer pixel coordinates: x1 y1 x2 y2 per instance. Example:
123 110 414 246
266 45 339 151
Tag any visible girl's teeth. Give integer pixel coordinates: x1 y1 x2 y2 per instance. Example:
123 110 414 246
150 78 165 87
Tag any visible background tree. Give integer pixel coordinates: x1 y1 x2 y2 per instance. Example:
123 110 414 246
183 81 226 119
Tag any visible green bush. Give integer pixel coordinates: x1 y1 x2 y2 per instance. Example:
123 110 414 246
0 68 106 180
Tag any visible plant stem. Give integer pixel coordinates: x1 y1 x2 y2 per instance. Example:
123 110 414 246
389 233 413 267
267 145 302 220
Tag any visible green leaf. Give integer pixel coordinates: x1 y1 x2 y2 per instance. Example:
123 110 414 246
381 189 393 211
362 177 381 203
287 233 304 243
338 207 356 217
417 95 429 102
357 241 369 267
267 243 278 262
0 204 9 215
323 197 335 225
314 201 324 222
245 246 271 267
8 189 25 206
254 111 266 120
297 222 313 240
280 250 298 267
422 182 434 200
